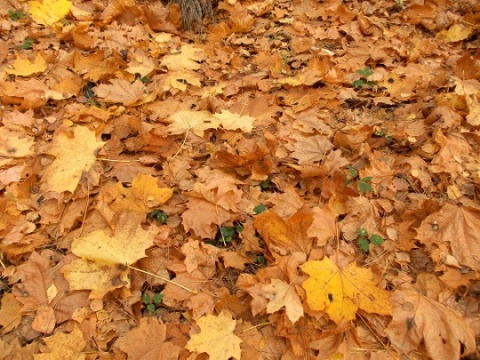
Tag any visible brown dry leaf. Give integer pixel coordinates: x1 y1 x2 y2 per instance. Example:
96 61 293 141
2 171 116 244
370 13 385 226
34 326 86 360
186 310 242 360
385 286 475 360
71 213 154 265
182 197 233 239
301 257 392 323
61 257 130 299
262 279 304 323
288 134 333 165
114 317 181 360
108 174 173 213
254 210 313 254
0 293 23 334
41 126 105 193
416 203 480 270
307 206 337 247
93 79 145 105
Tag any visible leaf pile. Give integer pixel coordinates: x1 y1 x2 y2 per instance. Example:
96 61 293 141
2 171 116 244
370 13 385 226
0 0 479 359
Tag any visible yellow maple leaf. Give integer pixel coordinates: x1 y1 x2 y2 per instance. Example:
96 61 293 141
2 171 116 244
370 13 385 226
5 53 47 77
34 326 86 360
301 257 392 323
28 0 71 26
61 258 130 299
71 213 154 266
186 310 242 360
41 126 105 193
160 44 206 71
109 174 173 213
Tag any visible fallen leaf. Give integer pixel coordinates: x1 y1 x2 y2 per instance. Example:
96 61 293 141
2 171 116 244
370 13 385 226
0 293 23 334
262 279 304 323
61 257 130 299
437 24 473 43
28 0 71 26
385 286 476 360
301 257 392 323
160 44 206 71
108 174 173 213
71 213 154 265
34 326 86 360
5 53 47 77
114 317 182 360
415 203 480 270
213 110 256 133
41 126 105 193
186 310 242 360
93 79 145 106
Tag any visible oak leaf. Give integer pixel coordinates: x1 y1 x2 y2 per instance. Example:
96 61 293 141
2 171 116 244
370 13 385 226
28 0 71 26
41 126 105 193
34 326 86 360
385 286 475 360
71 213 154 266
186 310 242 360
301 257 392 323
262 279 304 323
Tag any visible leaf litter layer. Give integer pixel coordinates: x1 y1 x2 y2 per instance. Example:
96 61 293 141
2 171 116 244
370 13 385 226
0 0 479 358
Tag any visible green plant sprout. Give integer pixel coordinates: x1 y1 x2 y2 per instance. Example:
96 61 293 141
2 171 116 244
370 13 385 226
8 9 26 21
253 204 267 214
356 228 384 253
142 292 164 314
147 209 168 224
352 66 376 88
345 165 373 194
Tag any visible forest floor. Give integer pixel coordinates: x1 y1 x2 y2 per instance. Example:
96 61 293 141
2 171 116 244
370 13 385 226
0 0 480 359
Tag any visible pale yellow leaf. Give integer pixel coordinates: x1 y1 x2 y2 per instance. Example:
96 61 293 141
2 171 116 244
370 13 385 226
186 310 242 360
71 213 154 265
41 126 105 193
160 44 206 71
